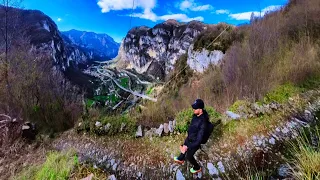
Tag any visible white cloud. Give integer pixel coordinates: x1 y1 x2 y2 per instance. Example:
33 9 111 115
262 5 282 13
57 18 62 22
215 9 230 15
229 12 258 20
132 9 158 22
97 0 156 13
159 14 203 22
179 0 212 12
98 0 203 23
132 11 203 22
229 5 282 20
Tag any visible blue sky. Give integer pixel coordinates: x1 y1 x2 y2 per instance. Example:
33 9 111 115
22 0 288 43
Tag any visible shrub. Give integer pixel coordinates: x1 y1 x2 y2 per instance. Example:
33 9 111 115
193 23 242 53
78 113 137 136
228 100 251 113
263 83 301 104
175 108 194 132
99 115 137 135
175 106 221 133
289 127 320 179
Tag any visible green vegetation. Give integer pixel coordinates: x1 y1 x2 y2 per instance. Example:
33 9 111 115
78 112 137 136
193 23 244 53
289 126 320 179
146 87 154 95
99 115 137 135
228 100 251 113
86 99 95 108
15 150 109 180
299 75 320 91
93 96 108 102
120 77 129 88
263 83 301 104
106 94 119 104
15 150 77 180
175 106 221 133
162 53 193 97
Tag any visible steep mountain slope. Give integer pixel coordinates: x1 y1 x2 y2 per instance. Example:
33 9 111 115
0 7 107 91
116 20 214 79
62 29 120 61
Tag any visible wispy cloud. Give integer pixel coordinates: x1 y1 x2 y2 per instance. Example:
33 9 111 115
229 5 282 20
132 11 203 22
57 18 62 22
179 0 213 12
215 9 230 15
97 0 156 13
159 14 203 22
98 0 203 22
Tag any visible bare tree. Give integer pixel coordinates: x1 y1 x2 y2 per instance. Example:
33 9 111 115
0 0 22 90
0 0 22 104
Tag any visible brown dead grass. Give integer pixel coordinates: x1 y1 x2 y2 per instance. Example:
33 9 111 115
0 139 49 180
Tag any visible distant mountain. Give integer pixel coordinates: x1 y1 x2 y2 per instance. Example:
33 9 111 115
62 29 120 61
0 6 106 92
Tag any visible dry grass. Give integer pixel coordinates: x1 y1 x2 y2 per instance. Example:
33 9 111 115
70 164 109 180
14 150 77 180
289 127 320 179
0 140 48 180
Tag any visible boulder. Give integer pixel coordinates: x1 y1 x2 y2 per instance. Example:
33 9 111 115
108 175 117 180
168 121 174 132
163 123 169 134
135 125 143 137
226 111 241 120
120 123 126 132
176 169 185 180
207 163 219 176
95 121 102 127
155 124 164 137
104 123 111 131
217 161 225 173
22 122 37 141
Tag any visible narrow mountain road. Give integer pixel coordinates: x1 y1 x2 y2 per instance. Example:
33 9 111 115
97 69 157 102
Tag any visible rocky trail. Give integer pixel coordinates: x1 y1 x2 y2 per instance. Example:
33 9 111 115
53 90 320 179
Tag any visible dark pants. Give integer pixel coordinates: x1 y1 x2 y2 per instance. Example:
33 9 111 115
177 146 201 170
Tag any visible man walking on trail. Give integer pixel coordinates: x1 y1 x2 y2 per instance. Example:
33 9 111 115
173 99 210 174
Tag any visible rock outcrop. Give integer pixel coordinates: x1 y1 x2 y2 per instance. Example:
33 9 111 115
116 20 211 79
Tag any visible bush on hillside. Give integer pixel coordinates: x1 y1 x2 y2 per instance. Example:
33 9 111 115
163 53 193 96
175 106 221 133
78 113 137 136
193 23 245 53
263 83 301 104
0 47 82 134
228 100 251 113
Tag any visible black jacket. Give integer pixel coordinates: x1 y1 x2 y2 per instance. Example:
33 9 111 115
184 110 209 149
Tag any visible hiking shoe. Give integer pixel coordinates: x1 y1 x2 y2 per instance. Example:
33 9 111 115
190 167 202 174
173 156 184 164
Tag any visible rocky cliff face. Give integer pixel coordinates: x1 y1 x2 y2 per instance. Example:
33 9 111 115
15 9 92 68
116 20 210 79
0 7 105 90
187 45 224 73
62 30 120 61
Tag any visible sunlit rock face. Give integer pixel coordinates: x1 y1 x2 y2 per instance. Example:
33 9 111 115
117 20 209 79
187 44 224 73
